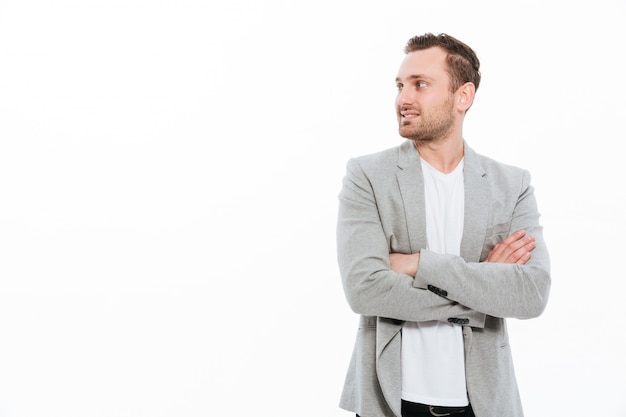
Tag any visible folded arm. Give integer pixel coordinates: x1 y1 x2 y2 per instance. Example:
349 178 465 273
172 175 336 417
337 159 485 327
390 230 536 276
390 229 544 319
412 173 551 319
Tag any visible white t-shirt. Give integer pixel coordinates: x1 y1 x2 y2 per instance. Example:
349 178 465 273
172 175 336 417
401 157 469 407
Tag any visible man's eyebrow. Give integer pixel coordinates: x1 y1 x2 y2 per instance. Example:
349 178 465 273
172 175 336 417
395 74 430 83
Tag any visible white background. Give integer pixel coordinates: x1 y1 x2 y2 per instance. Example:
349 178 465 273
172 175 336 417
1 0 625 416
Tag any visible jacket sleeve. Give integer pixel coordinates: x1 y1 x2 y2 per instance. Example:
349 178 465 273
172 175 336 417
337 158 486 327
413 170 551 319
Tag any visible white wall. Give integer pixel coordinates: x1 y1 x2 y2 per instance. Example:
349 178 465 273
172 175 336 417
0 0 624 416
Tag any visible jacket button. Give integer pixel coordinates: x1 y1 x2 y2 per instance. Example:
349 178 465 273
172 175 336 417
427 285 448 297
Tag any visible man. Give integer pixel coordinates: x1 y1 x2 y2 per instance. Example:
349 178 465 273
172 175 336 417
336 33 551 417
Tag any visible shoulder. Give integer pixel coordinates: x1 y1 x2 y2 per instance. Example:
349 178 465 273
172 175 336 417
469 147 532 189
350 144 401 166
479 153 526 174
346 141 412 174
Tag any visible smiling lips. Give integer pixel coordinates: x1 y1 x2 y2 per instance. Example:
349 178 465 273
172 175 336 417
400 109 420 120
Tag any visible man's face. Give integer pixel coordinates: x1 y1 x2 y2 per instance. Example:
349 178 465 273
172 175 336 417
395 47 457 142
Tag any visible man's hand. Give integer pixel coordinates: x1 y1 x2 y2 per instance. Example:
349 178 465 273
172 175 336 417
389 230 534 277
486 229 535 264
389 252 420 277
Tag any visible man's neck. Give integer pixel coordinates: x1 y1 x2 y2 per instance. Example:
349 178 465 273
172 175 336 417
413 137 464 174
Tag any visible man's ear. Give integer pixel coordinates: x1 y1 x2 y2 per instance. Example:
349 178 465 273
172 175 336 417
457 82 476 112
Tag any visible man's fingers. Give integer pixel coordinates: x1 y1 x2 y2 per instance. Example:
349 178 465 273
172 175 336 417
507 235 535 256
501 229 526 246
515 251 532 265
488 230 526 260
509 240 536 263
486 230 535 264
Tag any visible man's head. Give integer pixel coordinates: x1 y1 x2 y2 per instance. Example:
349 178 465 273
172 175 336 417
404 33 481 94
395 33 480 143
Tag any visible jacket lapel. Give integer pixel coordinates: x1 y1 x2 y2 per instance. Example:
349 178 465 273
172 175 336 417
395 140 428 254
460 144 489 262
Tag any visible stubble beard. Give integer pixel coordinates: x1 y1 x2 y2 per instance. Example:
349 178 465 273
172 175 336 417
398 97 456 145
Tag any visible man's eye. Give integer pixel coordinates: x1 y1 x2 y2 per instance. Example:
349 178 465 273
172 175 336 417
417 81 427 88
396 84 403 91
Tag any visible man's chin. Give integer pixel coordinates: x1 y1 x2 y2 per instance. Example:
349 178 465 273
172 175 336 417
398 127 418 140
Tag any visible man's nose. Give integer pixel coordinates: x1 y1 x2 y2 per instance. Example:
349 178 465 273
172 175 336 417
397 88 415 106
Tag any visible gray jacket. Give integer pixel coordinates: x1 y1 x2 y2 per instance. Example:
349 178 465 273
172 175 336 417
337 140 551 417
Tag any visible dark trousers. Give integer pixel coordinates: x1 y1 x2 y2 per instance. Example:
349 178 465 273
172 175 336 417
357 400 475 417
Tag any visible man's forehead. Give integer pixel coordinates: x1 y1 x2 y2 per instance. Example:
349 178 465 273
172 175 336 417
397 48 448 79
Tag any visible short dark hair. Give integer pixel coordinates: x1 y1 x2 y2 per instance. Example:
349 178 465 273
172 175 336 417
404 33 481 93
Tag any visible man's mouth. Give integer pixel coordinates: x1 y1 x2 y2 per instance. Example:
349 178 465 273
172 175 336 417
400 110 419 120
